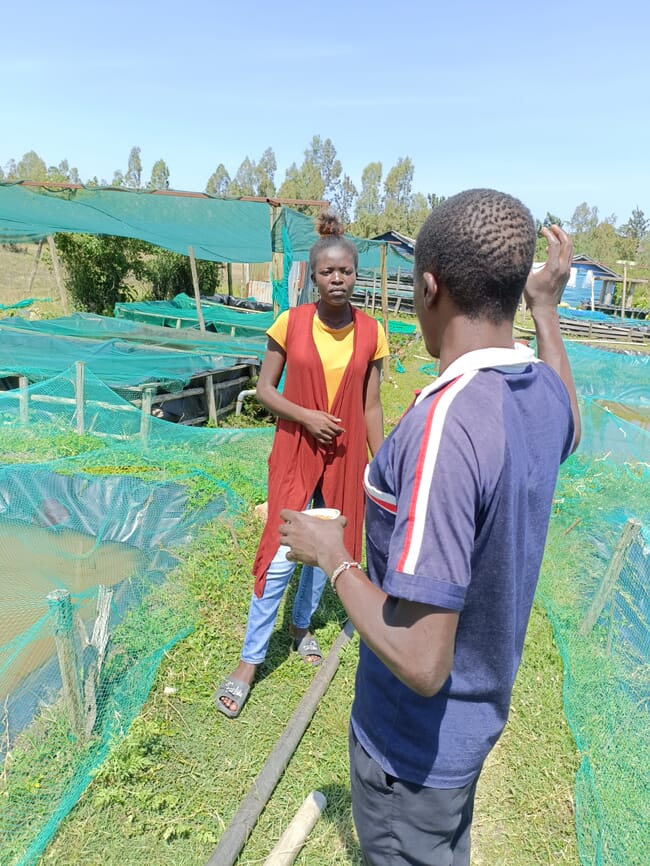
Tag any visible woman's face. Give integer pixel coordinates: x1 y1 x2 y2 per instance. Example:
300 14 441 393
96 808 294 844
312 246 356 308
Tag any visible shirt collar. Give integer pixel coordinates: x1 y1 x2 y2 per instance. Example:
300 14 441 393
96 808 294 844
414 344 539 405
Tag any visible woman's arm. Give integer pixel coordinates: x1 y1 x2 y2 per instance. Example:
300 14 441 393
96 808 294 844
256 337 345 444
363 359 385 456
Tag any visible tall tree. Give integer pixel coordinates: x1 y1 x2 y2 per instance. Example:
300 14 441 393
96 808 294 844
278 135 341 207
620 206 649 253
383 157 414 234
125 146 142 189
408 192 430 237
569 202 599 235
111 170 125 188
332 174 357 227
14 151 48 182
206 164 231 196
148 159 170 190
254 147 277 198
227 157 257 196
353 162 383 236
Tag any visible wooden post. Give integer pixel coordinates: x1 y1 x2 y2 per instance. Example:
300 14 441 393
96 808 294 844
188 245 207 332
27 239 44 294
74 361 85 435
371 268 377 315
579 519 642 637
140 385 154 443
380 244 389 375
18 375 29 424
47 589 85 738
621 262 627 320
205 374 218 425
227 262 233 296
47 235 69 315
263 791 327 866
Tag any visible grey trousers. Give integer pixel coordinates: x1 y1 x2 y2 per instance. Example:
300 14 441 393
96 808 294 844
349 725 480 866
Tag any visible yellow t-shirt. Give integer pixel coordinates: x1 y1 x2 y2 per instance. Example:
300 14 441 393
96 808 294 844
267 310 389 410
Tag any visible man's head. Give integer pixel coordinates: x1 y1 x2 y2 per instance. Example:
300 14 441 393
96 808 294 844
414 189 537 325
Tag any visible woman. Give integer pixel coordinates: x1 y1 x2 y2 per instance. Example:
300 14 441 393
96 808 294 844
215 210 388 718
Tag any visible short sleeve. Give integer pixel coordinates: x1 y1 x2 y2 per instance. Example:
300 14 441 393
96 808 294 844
372 321 390 362
266 310 290 351
382 398 484 610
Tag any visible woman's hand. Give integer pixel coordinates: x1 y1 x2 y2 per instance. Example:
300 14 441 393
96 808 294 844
300 409 345 443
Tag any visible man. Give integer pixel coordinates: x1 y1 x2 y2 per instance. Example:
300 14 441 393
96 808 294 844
279 189 580 866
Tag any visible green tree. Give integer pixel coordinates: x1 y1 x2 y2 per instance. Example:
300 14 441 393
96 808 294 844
278 135 341 208
227 157 256 196
332 174 357 226
383 157 414 233
111 170 125 188
148 159 170 190
46 159 80 184
254 147 277 198
620 206 649 254
145 249 222 300
353 162 383 236
14 151 48 182
568 202 599 235
125 146 142 189
408 192 430 237
54 233 147 313
206 164 231 196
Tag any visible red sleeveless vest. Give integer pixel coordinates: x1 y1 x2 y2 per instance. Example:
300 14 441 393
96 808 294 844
252 303 379 597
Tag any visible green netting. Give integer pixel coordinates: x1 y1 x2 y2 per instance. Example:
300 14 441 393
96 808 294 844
0 183 273 263
536 342 649 866
0 322 260 393
114 292 275 337
0 312 267 362
0 366 273 866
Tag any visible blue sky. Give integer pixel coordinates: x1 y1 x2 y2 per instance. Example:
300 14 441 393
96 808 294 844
3 0 648 226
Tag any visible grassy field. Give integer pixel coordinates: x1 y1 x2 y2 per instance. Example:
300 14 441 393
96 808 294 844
0 242 582 864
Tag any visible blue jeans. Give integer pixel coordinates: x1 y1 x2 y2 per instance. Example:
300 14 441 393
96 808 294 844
240 491 328 665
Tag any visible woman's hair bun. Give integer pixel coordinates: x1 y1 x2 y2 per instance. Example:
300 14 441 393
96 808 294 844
315 208 344 238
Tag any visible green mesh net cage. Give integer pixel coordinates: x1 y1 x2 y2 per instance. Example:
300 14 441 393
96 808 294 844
537 342 649 866
0 367 273 866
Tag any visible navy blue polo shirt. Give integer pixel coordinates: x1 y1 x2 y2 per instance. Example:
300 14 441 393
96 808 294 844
351 346 574 788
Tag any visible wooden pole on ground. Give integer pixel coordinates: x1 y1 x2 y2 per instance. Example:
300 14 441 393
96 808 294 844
47 235 69 314
205 620 355 866
263 791 327 866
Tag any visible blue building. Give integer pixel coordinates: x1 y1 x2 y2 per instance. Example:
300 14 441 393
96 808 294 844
560 254 621 308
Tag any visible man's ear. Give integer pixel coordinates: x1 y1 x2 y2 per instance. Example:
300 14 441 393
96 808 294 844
422 272 439 308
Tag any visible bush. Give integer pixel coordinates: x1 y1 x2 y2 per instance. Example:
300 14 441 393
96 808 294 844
55 233 148 314
144 249 223 300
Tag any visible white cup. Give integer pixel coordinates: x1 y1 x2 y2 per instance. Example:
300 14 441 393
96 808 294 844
301 507 341 519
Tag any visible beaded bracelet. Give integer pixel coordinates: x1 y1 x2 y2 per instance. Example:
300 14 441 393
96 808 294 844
330 560 361 593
